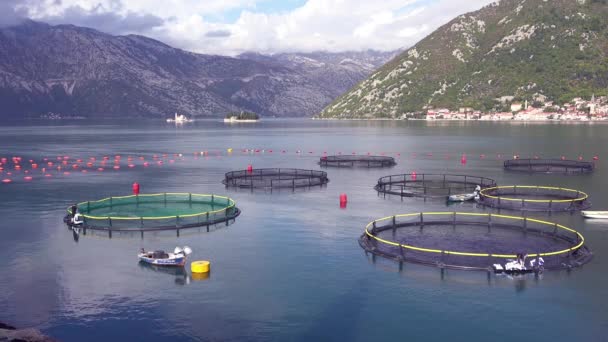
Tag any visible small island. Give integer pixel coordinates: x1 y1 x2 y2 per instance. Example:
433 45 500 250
224 111 260 123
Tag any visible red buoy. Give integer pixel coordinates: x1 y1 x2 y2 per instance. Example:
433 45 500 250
132 182 140 195
593 156 599 160
339 193 348 208
461 153 467 165
247 164 253 173
24 176 32 181
2 179 11 183
411 171 417 180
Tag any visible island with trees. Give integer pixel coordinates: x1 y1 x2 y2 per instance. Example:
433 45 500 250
224 111 260 123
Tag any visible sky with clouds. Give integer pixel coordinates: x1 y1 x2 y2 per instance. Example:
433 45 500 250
4 0 496 55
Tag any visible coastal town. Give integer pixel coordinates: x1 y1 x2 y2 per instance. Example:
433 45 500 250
423 95 608 121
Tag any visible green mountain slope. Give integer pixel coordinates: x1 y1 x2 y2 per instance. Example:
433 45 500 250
318 0 608 119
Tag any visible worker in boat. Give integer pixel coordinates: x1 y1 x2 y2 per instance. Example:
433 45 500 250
474 185 481 193
70 204 78 218
72 210 84 226
516 253 527 267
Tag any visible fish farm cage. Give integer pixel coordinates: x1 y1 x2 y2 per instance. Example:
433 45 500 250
478 186 591 212
319 155 396 168
223 168 329 189
375 174 496 199
504 159 594 174
359 212 592 272
67 193 240 237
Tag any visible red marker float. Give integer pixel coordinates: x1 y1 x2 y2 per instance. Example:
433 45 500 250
339 193 348 209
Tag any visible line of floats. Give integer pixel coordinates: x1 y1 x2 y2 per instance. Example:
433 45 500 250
0 150 601 184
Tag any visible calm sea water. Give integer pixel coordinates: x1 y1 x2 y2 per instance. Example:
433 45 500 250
0 119 607 341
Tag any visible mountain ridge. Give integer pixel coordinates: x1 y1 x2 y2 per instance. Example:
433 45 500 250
0 20 395 118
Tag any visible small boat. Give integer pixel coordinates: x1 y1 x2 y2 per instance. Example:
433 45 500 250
63 213 84 234
581 211 608 219
493 256 544 275
138 246 192 266
447 185 481 203
447 192 478 202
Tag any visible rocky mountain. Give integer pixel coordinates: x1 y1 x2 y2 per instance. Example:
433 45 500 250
0 20 394 118
318 0 608 119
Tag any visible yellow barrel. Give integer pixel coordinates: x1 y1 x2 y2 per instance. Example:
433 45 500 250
227 148 233 153
191 260 210 273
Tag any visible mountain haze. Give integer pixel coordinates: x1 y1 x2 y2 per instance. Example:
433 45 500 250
319 0 608 118
0 20 394 118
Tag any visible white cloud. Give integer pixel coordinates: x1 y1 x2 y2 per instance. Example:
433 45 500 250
13 0 497 55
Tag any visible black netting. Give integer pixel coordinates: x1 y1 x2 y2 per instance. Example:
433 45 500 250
359 213 592 271
319 155 396 168
478 186 591 212
223 168 329 188
375 174 496 198
504 159 594 174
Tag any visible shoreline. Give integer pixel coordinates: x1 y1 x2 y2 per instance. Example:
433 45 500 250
313 117 608 123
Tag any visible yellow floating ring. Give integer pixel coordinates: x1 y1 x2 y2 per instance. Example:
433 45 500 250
191 260 210 273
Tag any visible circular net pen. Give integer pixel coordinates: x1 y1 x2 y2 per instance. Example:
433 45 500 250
70 193 240 237
319 155 396 168
359 212 592 272
375 174 496 199
478 186 591 212
504 159 594 174
223 168 328 189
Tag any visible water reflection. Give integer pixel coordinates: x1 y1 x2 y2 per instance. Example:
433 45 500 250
138 263 191 286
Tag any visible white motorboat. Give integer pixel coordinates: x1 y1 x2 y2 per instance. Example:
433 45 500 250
447 185 481 202
581 211 608 219
138 246 192 266
493 255 544 274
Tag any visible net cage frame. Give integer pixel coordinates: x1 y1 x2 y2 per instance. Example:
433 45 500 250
319 155 396 168
359 212 592 271
223 168 329 189
68 193 240 233
504 159 594 174
478 186 591 212
375 173 497 199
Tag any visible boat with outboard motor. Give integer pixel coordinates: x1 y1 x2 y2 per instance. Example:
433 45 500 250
63 212 84 234
447 185 481 202
581 211 608 219
138 246 192 266
492 254 544 274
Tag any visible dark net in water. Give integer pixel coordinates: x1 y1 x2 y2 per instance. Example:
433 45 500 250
223 168 328 189
319 155 396 168
478 186 591 212
359 212 592 271
375 174 496 199
504 159 594 174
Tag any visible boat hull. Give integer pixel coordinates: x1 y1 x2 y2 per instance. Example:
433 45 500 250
447 193 476 202
581 211 608 219
138 255 186 266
